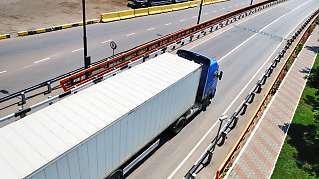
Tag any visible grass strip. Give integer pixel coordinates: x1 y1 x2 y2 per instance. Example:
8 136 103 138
271 52 319 179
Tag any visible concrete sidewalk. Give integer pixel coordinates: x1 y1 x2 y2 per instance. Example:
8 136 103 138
225 25 319 179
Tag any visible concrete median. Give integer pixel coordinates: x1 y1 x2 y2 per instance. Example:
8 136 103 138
62 24 72 29
134 8 149 17
161 5 173 13
100 11 121 22
172 2 190 11
36 28 46 34
17 31 28 36
0 34 10 40
190 1 200 7
204 0 213 5
148 6 163 15
9 0 229 38
119 9 135 20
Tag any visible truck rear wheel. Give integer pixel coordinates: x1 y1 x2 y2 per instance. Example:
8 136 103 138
170 116 186 134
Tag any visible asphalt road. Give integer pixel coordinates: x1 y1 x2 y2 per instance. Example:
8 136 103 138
125 0 319 178
0 0 256 98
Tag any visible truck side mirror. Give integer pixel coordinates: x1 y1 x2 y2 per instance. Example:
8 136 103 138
218 71 223 80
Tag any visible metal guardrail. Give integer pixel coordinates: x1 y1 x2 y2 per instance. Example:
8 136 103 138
0 0 283 120
60 0 284 91
183 8 319 179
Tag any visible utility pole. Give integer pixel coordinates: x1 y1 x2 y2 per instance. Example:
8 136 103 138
197 0 204 24
82 0 91 71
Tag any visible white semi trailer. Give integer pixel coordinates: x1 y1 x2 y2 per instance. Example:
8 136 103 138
0 50 222 179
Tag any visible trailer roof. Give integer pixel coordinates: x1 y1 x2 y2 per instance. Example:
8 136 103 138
0 53 201 179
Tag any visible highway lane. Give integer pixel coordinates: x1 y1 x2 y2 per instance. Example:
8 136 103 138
0 0 256 97
126 0 319 178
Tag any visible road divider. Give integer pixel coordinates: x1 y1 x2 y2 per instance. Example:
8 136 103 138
149 6 163 15
16 19 99 37
62 23 72 29
0 34 10 40
134 8 149 17
119 9 135 19
172 2 189 11
0 0 273 119
60 0 286 91
101 11 121 22
6 0 227 38
161 4 173 13
190 1 200 7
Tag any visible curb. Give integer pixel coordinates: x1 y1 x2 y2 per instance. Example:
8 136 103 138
16 19 100 37
100 0 228 23
0 34 10 40
2 0 228 40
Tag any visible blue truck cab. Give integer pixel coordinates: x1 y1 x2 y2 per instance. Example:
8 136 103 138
177 50 222 108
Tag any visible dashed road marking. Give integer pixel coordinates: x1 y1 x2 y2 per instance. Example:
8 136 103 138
126 32 136 37
180 19 187 22
147 27 156 31
72 48 84 53
167 1 310 177
0 71 7 74
165 22 172 26
34 57 51 64
192 16 197 19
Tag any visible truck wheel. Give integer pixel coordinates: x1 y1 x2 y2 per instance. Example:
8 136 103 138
170 116 186 134
107 169 124 179
202 98 212 111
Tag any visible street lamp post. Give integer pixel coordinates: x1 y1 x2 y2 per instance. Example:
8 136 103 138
212 115 227 150
197 0 204 24
82 0 91 70
250 0 254 5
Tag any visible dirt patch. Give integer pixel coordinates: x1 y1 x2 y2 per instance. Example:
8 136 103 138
0 0 129 34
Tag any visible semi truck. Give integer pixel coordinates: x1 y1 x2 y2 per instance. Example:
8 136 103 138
0 50 222 179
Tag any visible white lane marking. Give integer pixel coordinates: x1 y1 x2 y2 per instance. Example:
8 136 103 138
188 2 274 50
180 19 187 22
223 10 317 179
204 12 209 15
147 27 156 31
167 1 311 178
72 48 84 53
126 32 136 37
34 57 51 64
218 0 309 62
23 65 33 69
101 39 112 44
0 71 7 74
165 22 172 26
192 16 197 19
167 39 277 179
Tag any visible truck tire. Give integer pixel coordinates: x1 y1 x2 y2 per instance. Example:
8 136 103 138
106 169 124 179
170 116 186 134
